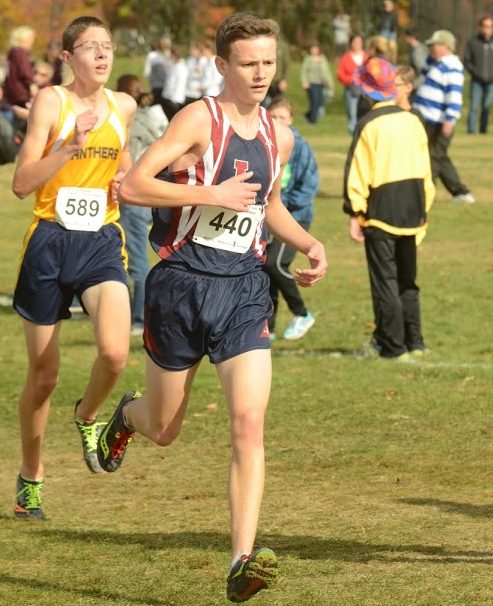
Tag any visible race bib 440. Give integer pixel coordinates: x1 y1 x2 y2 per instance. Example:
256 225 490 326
55 187 107 231
192 204 263 253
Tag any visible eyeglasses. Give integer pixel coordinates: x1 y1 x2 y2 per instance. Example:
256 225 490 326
72 41 116 53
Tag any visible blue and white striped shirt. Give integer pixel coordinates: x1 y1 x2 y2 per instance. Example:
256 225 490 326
413 54 464 124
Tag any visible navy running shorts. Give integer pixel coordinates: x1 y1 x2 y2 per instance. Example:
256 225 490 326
14 220 128 325
143 263 272 370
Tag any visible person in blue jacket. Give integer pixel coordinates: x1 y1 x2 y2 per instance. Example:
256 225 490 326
264 97 319 340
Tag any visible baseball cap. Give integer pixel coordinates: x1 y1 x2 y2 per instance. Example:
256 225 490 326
425 29 456 51
354 57 396 102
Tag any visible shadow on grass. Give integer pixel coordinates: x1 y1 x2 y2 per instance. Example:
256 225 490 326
0 573 170 605
398 497 493 519
35 528 493 565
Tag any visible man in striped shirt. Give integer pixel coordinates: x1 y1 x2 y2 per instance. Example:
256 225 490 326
414 29 475 204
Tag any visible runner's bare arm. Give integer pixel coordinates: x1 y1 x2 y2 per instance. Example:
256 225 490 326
12 88 84 199
265 121 327 287
118 101 261 212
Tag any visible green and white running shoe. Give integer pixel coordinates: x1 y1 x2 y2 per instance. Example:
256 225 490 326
227 547 278 602
75 399 107 474
14 475 44 520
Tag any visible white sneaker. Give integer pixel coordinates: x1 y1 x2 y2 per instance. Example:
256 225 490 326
452 192 475 204
283 312 315 340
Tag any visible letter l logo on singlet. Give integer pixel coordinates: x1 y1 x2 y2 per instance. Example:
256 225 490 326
234 159 249 175
234 159 259 205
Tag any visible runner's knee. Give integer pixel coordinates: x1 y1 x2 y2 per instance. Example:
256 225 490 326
28 364 59 399
98 344 128 375
231 409 265 449
151 425 181 447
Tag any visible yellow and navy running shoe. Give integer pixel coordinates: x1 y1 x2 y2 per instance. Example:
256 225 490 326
74 399 107 474
227 547 278 602
97 391 140 472
14 475 45 520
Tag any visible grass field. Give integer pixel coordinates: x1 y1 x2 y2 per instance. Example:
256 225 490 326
0 58 492 605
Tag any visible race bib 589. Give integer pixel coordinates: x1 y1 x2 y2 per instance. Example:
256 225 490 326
55 187 107 232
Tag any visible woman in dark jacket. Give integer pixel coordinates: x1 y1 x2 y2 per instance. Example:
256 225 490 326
4 26 36 108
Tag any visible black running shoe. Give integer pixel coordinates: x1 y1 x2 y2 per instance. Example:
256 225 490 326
74 399 106 473
227 547 278 602
14 475 45 520
97 391 140 472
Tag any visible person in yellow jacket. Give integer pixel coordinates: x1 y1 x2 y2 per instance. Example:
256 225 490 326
11 15 136 519
343 57 435 360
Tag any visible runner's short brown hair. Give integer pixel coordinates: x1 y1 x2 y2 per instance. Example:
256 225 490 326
216 12 279 59
62 16 110 53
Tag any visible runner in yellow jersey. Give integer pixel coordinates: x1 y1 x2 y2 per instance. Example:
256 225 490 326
11 16 136 519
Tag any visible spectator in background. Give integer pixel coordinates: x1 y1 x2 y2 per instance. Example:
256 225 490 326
395 64 430 248
394 64 415 111
367 35 391 61
357 35 390 120
332 11 352 57
0 83 19 165
378 0 397 63
184 43 206 105
344 57 435 360
464 15 493 134
301 43 334 124
33 61 54 89
265 97 319 341
264 37 290 106
0 54 7 85
3 26 36 110
45 41 63 85
161 46 188 121
337 34 367 133
403 29 428 92
116 74 168 336
414 30 475 204
201 41 224 97
143 36 169 106
10 61 55 122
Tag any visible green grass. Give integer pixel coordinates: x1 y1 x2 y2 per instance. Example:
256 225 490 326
0 59 492 605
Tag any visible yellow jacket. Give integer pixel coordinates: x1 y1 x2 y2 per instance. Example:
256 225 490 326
343 101 435 236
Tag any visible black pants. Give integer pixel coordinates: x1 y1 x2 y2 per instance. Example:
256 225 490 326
161 98 183 122
364 228 424 357
425 123 469 196
263 226 309 331
152 88 163 107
